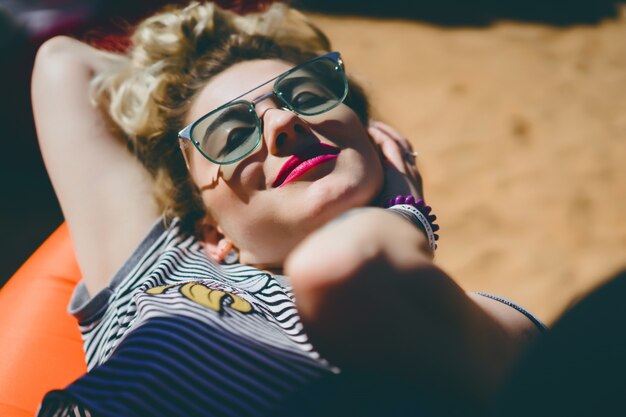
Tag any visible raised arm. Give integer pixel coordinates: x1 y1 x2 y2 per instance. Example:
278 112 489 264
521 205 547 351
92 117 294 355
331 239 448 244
286 208 541 409
285 122 542 409
32 36 159 296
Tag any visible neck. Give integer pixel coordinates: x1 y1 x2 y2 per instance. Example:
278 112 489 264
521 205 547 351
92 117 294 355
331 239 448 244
250 261 284 275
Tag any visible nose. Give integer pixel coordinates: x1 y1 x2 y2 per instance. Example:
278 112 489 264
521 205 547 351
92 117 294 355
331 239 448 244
260 107 310 156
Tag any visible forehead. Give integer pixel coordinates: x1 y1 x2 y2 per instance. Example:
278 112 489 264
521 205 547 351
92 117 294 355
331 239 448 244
186 59 294 124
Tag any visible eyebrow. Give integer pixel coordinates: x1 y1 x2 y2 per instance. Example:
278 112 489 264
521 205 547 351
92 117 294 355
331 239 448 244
275 75 318 90
201 105 253 148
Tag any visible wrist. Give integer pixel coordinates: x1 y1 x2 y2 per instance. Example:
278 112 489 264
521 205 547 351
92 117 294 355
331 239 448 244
385 195 439 254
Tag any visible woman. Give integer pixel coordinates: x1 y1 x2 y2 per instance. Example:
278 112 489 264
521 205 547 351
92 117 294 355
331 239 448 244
32 2 543 416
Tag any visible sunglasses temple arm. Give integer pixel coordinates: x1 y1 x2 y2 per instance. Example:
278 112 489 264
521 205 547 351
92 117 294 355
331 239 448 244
178 124 193 141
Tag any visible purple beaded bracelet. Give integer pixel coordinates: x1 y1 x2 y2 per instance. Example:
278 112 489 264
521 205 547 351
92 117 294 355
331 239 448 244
385 195 440 251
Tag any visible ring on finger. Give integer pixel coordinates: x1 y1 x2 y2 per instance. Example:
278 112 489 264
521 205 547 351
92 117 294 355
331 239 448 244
404 150 418 162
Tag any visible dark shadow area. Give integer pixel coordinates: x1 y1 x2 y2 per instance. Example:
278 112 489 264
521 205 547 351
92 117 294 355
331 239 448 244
490 269 626 416
0 13 64 288
296 0 625 26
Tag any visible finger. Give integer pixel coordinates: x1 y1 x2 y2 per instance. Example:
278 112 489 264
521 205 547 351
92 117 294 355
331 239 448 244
368 126 407 173
368 124 424 198
369 120 414 153
367 124 388 146
369 121 418 168
381 140 422 197
371 125 419 170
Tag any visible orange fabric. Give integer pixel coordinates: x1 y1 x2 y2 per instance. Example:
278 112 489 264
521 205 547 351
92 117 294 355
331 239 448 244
0 223 86 417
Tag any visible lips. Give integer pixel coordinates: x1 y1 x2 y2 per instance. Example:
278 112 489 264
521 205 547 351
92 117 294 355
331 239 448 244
272 143 341 188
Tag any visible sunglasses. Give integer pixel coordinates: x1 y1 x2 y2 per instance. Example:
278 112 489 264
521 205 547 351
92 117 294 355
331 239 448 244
178 52 348 166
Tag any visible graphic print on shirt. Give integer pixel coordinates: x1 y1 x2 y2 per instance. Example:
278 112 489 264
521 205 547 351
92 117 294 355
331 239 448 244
76 218 323 370
138 277 327 366
146 281 253 315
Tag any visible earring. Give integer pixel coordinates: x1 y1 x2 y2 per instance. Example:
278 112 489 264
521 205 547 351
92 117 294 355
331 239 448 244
217 239 239 265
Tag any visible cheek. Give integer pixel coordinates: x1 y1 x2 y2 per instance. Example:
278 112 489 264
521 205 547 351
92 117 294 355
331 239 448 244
309 106 383 191
307 107 369 148
356 150 385 201
201 187 242 240
236 160 266 190
199 169 263 233
189 155 220 189
333 113 382 173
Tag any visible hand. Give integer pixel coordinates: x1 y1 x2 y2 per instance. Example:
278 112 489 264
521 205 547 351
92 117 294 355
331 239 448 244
286 208 430 292
286 207 430 368
368 121 424 205
285 209 478 394
285 208 523 408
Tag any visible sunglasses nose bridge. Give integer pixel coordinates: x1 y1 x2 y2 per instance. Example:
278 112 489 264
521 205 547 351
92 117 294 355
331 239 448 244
251 91 279 109
251 90 293 125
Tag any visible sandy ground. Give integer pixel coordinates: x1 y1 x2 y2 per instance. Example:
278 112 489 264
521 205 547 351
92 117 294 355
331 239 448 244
311 9 626 324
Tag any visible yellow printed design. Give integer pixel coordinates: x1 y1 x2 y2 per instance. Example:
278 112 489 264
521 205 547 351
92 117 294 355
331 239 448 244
146 282 253 314
145 284 177 295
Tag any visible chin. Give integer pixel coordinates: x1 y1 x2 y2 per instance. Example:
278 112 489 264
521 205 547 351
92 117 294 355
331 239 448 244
304 174 377 222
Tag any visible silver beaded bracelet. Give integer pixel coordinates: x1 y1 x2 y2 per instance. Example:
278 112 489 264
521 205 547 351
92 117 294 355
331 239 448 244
387 204 437 253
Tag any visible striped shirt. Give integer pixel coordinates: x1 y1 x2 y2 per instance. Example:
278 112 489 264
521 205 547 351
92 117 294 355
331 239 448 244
37 218 546 417
38 218 335 417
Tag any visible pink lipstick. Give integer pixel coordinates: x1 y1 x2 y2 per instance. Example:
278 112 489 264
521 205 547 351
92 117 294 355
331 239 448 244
272 143 340 188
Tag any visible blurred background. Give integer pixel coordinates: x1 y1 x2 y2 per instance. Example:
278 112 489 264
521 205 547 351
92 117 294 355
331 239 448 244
0 0 624 324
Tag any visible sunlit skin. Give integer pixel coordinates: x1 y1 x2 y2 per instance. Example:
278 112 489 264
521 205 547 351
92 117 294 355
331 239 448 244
183 59 384 269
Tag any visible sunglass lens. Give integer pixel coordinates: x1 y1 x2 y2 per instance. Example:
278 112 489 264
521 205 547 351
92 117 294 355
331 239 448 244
276 57 348 116
191 102 261 164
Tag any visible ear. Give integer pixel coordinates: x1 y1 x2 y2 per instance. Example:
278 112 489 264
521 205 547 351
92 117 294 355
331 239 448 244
195 216 221 261
197 221 239 263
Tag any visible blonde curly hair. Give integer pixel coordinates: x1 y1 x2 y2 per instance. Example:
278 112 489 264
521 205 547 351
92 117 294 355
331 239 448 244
91 2 369 230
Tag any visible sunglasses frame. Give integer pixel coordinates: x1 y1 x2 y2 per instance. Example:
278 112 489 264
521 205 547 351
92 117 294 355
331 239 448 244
178 51 346 165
